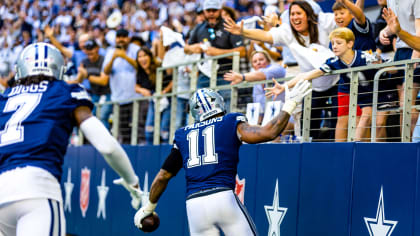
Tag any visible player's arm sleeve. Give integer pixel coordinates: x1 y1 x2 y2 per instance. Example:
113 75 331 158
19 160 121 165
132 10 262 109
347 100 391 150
80 116 138 185
161 147 183 176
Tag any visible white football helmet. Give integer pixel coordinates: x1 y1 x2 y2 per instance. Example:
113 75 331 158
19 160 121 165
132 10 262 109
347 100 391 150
189 88 226 122
15 42 66 80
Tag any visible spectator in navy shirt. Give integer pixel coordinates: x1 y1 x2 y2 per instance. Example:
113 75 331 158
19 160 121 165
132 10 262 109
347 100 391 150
332 0 376 51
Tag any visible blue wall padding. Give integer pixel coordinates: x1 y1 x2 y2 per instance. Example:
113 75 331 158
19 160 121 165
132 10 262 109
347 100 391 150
62 143 420 236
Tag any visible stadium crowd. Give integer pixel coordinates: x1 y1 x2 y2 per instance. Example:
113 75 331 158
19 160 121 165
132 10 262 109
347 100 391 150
0 0 419 143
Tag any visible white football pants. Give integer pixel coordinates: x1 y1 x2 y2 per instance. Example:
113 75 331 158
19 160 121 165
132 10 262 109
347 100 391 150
0 198 65 236
186 190 258 236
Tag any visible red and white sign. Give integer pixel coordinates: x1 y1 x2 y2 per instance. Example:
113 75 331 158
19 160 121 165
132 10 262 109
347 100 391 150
235 174 246 204
80 167 91 217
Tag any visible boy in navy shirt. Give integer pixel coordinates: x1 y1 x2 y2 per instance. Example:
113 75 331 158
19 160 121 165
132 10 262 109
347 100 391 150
332 0 376 51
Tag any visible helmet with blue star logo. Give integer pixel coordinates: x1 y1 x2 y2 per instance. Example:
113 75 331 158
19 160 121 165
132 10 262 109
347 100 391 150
189 88 226 122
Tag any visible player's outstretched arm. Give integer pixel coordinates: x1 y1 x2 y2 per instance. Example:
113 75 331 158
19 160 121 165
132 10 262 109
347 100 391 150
134 170 173 229
149 170 174 203
135 147 182 229
74 106 142 209
237 111 291 144
239 79 312 144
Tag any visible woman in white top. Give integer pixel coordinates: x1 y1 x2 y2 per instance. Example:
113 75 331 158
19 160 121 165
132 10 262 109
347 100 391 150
225 1 338 141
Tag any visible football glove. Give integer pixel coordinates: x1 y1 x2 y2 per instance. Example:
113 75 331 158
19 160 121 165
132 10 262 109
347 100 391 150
113 178 143 209
134 200 157 229
282 79 312 115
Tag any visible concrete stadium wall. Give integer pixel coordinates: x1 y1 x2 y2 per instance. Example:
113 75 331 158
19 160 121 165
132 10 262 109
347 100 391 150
62 143 420 236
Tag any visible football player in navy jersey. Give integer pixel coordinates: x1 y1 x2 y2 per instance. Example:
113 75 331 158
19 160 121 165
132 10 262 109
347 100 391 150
0 43 142 236
134 82 311 235
266 27 388 142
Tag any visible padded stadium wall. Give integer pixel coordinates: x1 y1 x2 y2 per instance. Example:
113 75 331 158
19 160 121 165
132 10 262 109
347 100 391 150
62 143 420 235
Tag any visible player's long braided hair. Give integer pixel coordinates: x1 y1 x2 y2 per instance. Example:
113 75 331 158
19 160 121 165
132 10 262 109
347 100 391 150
289 1 319 47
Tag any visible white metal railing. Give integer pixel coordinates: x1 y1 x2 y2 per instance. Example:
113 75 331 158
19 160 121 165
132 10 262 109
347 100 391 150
89 55 420 145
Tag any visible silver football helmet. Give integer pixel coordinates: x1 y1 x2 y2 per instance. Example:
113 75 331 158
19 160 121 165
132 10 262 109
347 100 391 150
190 88 226 122
15 42 66 80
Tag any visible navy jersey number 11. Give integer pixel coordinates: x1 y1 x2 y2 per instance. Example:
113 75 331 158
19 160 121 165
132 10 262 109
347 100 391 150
174 113 245 196
187 125 218 168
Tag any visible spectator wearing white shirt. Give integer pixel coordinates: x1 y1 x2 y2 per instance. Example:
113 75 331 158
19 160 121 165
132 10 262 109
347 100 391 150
380 0 420 137
279 0 323 66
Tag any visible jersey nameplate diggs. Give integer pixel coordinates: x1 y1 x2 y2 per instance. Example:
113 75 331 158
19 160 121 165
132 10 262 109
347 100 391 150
8 81 48 97
184 116 223 130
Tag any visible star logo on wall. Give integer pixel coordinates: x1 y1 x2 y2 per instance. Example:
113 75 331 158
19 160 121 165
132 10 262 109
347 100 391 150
64 168 74 212
265 179 288 236
364 186 398 236
96 169 109 220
